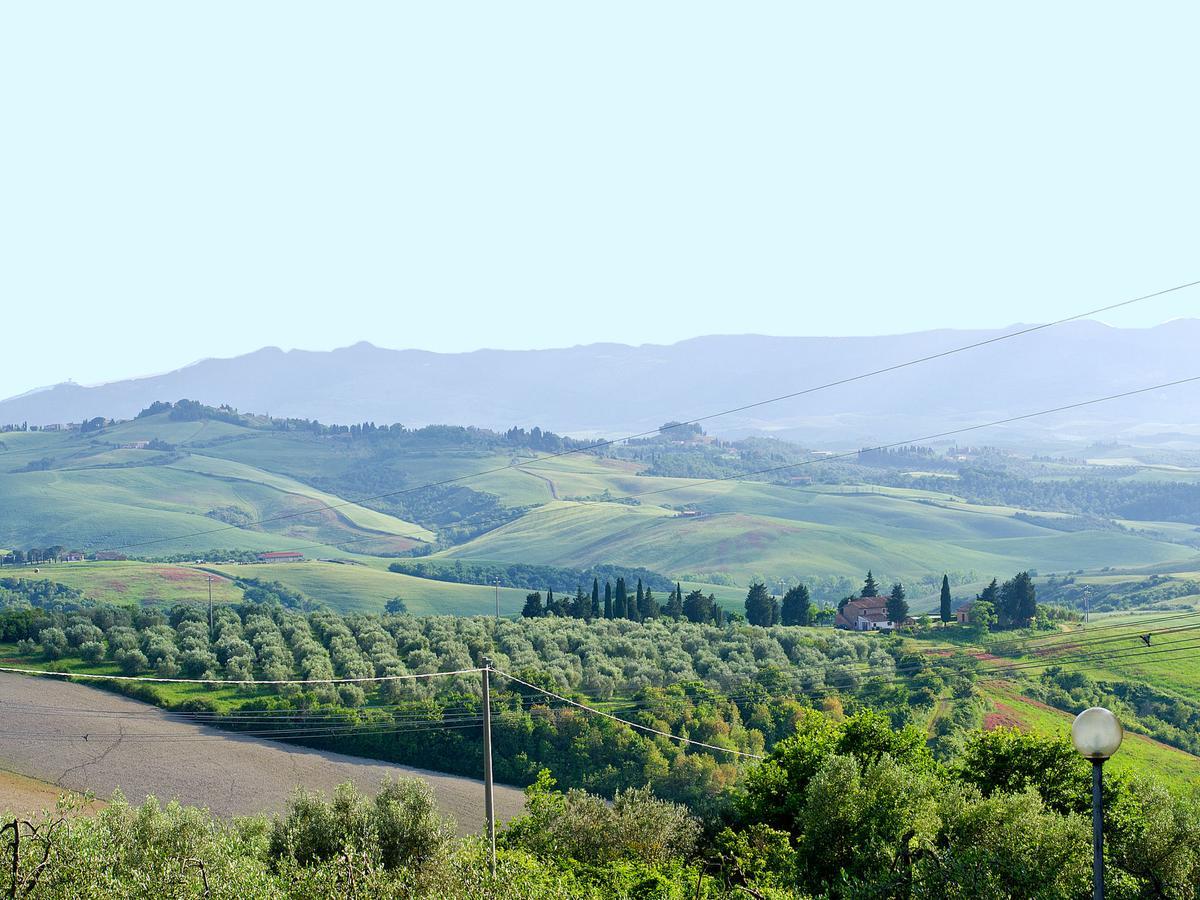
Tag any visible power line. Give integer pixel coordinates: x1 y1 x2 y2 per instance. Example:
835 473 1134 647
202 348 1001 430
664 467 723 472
81 279 1200 556
200 373 1200 563
0 664 481 686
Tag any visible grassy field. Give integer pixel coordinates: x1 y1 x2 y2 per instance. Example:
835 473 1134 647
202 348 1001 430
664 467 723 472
437 489 1196 589
5 415 1199 619
207 560 530 615
979 679 1200 782
28 560 245 606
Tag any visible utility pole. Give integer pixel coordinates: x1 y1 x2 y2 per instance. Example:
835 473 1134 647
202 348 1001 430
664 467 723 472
494 578 500 622
207 576 215 640
481 656 496 876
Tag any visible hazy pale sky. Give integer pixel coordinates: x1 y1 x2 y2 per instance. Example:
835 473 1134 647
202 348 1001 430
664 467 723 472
2 2 1198 399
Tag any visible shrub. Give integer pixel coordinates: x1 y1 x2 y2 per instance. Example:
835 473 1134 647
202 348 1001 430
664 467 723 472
269 779 452 871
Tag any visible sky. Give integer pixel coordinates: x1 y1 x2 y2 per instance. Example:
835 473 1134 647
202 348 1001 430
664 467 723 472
2 2 1198 400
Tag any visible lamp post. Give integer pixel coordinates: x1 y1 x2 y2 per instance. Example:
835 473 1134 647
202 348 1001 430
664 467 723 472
1072 707 1123 900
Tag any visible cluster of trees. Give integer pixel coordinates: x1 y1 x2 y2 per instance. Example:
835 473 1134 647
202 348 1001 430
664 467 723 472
388 560 674 594
744 583 825 627
9 714 1200 898
900 465 1200 525
0 547 76 566
520 579 733 626
0 598 962 802
966 571 1038 630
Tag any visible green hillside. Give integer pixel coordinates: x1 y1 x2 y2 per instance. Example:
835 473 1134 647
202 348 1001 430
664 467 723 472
4 410 1198 618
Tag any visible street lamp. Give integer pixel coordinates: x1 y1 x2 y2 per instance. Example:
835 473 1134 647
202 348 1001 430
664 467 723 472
1072 707 1123 900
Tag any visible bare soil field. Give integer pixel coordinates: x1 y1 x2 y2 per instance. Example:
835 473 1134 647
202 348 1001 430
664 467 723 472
0 673 524 833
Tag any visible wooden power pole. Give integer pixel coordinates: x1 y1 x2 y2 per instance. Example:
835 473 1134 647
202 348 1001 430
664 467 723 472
481 656 496 876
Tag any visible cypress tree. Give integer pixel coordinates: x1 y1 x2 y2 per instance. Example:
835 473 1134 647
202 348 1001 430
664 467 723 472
665 587 684 620
545 588 556 616
614 578 627 618
592 578 601 619
641 588 659 620
861 570 879 598
939 575 952 624
886 582 908 625
604 581 613 619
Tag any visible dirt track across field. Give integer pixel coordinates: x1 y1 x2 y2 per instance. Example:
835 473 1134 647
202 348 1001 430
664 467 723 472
0 672 524 833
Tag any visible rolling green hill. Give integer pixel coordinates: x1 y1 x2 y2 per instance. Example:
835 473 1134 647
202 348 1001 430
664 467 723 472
3 410 1198 617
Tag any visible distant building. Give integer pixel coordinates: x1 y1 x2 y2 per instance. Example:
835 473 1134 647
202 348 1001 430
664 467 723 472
955 601 975 625
119 441 151 450
257 551 304 562
835 596 911 631
675 510 703 518
63 551 85 562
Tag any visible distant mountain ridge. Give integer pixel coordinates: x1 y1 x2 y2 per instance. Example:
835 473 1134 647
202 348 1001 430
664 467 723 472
5 321 1199 446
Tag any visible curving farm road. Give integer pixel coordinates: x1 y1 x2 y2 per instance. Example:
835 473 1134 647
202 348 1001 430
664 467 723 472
0 672 524 833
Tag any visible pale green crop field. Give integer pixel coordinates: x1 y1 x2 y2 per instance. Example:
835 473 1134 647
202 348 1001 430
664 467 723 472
207 560 530 615
27 560 245 606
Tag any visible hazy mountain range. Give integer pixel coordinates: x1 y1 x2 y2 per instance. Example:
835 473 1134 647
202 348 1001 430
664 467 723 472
6 320 1199 447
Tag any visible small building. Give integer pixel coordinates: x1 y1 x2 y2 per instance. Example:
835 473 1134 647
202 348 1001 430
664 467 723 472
119 441 151 450
836 596 899 631
955 601 975 625
63 551 85 562
257 551 304 563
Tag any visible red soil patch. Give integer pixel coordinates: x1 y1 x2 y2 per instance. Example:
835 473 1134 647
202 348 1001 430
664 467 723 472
102 580 129 592
969 651 1005 663
983 703 1022 730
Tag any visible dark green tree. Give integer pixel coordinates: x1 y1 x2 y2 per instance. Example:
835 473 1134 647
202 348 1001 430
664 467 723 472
637 581 659 619
1000 571 1037 629
781 584 813 626
665 586 684 620
939 575 952 624
886 583 908 625
861 571 880 598
604 581 613 619
521 592 543 618
745 582 774 627
682 589 713 624
614 578 628 619
591 578 600 619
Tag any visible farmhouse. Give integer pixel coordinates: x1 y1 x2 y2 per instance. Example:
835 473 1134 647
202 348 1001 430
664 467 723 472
955 601 974 625
836 596 911 631
257 551 304 563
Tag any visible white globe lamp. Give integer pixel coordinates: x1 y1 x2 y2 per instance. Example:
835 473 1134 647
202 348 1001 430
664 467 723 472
1072 707 1122 900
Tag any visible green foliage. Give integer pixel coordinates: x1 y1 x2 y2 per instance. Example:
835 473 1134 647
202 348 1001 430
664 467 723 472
780 585 812 627
503 770 700 867
954 727 1092 816
268 778 453 871
389 559 675 594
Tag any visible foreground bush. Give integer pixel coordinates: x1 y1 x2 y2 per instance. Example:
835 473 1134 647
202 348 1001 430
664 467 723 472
0 782 723 900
